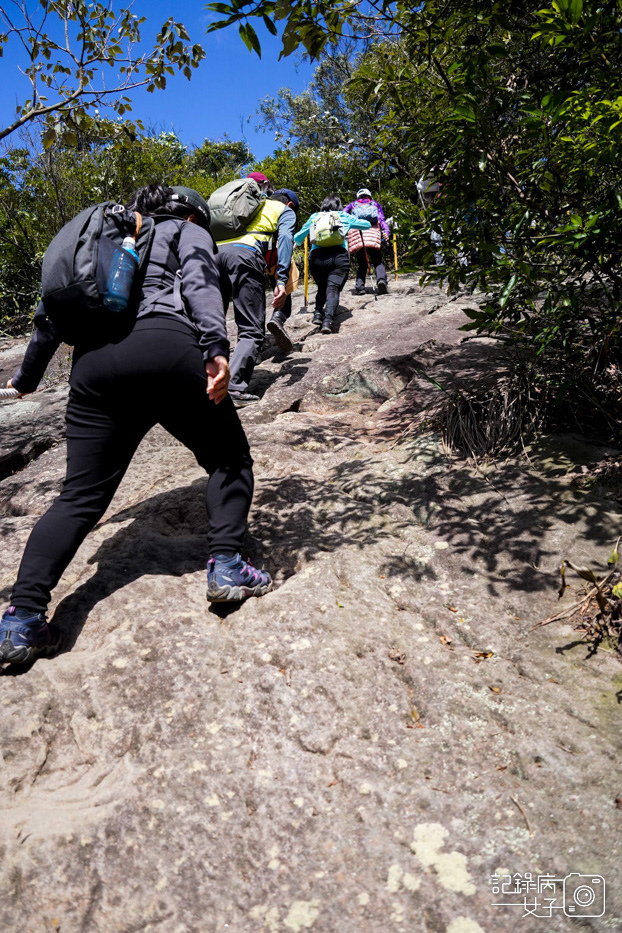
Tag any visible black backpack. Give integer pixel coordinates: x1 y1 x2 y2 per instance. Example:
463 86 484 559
41 202 156 345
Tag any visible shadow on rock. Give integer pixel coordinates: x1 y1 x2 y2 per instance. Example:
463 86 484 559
251 470 413 583
251 415 620 600
249 356 313 398
332 453 617 597
50 480 250 653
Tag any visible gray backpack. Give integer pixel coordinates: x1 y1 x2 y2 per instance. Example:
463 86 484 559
41 202 156 345
207 178 264 241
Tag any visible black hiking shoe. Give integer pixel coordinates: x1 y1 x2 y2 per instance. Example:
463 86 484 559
312 311 323 326
229 390 260 408
354 285 366 295
320 319 334 335
377 280 388 295
267 315 293 353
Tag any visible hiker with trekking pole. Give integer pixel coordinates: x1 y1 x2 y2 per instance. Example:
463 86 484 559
294 195 370 334
344 187 391 296
0 183 273 665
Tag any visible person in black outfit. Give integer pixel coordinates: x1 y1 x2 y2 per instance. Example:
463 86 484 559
294 195 370 333
0 184 271 665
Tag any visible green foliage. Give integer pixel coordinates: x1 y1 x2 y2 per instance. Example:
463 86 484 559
255 147 367 216
0 126 254 334
0 1 205 145
208 0 622 436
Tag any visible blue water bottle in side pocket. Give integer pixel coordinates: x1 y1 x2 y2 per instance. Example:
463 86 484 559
103 236 139 312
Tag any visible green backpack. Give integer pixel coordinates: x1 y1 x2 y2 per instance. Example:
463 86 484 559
207 178 264 241
310 211 345 247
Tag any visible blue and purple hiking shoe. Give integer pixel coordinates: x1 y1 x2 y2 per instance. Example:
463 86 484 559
0 607 61 664
206 554 272 603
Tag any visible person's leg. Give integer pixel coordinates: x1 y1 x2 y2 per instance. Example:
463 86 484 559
279 294 292 322
221 247 267 396
310 252 328 324
369 247 387 291
355 249 367 290
155 331 270 600
267 293 294 353
160 396 254 558
322 250 350 332
9 356 152 616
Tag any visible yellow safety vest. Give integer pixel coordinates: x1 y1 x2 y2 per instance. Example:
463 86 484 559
217 199 287 248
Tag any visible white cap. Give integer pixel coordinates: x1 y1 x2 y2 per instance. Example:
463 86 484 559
357 188 372 198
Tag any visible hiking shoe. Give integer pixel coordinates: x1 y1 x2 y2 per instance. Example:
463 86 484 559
267 316 294 353
320 319 334 335
377 280 388 295
0 607 61 664
354 286 366 295
312 312 323 326
229 390 260 408
206 554 272 603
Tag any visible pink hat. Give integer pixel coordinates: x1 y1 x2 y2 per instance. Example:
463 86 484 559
248 171 269 183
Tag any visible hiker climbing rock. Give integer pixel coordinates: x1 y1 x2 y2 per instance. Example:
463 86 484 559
344 187 391 295
0 184 272 664
213 181 299 406
294 195 370 334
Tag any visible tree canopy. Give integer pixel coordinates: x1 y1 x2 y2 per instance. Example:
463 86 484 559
0 0 204 146
208 0 622 435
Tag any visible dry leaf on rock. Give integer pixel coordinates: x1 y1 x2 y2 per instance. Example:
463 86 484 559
389 648 406 664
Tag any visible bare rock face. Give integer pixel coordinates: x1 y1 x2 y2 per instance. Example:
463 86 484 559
1 278 621 933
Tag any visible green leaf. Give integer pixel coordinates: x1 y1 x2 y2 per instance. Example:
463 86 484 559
41 127 57 149
453 104 476 122
245 22 262 56
499 274 517 308
612 583 622 599
263 14 278 36
238 22 252 52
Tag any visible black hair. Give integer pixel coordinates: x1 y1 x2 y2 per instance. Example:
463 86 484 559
127 183 205 227
320 194 342 211
127 184 177 215
270 191 297 211
259 180 276 196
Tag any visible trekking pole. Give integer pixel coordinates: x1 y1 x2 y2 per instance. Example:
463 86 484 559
359 231 377 301
304 238 309 310
0 387 19 400
393 233 399 281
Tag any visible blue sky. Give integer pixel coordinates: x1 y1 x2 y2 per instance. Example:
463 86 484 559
0 0 315 160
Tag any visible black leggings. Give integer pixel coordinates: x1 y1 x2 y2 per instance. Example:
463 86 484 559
355 246 386 287
11 317 253 615
309 246 350 321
